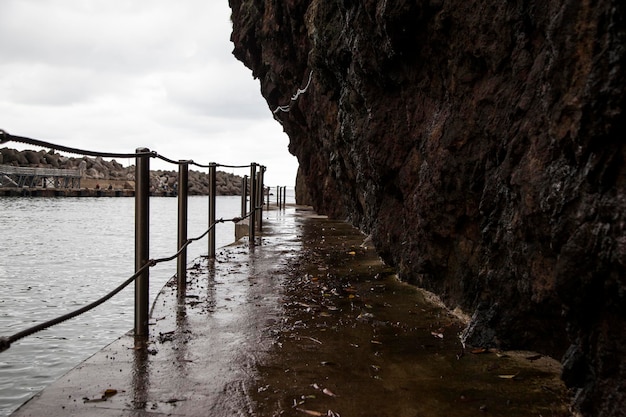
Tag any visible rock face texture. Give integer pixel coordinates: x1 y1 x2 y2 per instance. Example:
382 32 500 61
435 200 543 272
229 1 626 415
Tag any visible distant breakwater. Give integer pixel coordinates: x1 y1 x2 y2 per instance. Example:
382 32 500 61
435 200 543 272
0 147 243 196
2 187 144 198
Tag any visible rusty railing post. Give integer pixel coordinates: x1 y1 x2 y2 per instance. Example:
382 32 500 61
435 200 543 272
241 175 248 218
177 161 189 293
282 186 286 210
249 163 257 245
256 166 264 231
278 186 285 210
208 162 217 259
135 147 150 338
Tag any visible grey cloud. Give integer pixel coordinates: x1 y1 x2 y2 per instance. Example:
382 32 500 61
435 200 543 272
0 0 297 185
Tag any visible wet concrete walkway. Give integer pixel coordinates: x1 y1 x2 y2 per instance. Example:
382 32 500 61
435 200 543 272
12 206 570 416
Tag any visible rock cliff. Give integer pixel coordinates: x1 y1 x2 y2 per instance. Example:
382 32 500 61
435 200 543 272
229 0 626 415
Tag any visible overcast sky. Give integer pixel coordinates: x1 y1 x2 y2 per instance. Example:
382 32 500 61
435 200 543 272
0 0 298 186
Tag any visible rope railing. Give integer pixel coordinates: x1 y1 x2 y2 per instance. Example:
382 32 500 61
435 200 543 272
0 213 254 353
156 215 251 264
0 129 258 170
0 129 270 351
0 130 150 159
215 163 255 169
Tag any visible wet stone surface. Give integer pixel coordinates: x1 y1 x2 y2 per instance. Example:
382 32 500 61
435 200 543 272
11 207 571 416
247 211 571 417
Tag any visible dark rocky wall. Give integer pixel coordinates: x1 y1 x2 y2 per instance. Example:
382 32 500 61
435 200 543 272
229 1 626 415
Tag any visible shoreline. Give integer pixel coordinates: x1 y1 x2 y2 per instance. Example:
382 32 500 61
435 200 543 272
0 187 248 198
0 187 137 198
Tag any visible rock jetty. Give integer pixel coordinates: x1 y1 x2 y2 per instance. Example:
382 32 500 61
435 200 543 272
0 147 243 195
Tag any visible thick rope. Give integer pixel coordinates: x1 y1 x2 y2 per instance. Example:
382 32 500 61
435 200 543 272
0 130 259 169
0 214 251 353
0 131 149 159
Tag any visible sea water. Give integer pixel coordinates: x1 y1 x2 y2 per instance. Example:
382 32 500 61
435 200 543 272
0 195 245 415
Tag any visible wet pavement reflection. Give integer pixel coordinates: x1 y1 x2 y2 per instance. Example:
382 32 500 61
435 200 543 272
248 210 570 417
11 206 570 416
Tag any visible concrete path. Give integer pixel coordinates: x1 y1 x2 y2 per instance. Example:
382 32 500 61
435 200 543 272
11 206 311 417
11 206 570 417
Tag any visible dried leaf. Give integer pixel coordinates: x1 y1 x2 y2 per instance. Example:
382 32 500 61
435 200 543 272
348 251 356 255
303 336 323 345
296 408 324 416
103 389 118 398
471 348 488 354
431 332 444 339
498 373 519 379
357 312 374 321
322 388 338 397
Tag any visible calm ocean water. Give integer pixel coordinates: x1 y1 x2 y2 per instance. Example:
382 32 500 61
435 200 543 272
0 195 247 415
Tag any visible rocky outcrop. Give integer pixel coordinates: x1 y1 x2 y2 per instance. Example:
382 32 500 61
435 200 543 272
294 166 313 206
0 148 243 195
229 0 626 415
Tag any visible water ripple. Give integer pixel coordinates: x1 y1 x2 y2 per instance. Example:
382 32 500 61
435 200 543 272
0 196 241 415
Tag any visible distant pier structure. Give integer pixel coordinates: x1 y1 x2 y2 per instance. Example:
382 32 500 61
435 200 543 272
0 165 82 189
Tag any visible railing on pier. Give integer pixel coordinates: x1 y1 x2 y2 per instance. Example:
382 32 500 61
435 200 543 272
0 129 287 352
0 164 82 188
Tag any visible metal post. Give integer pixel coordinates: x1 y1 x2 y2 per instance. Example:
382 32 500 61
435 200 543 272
177 161 189 292
281 186 285 210
249 163 257 245
283 186 287 209
208 162 217 259
257 166 265 231
135 147 150 338
241 175 248 218
276 185 280 207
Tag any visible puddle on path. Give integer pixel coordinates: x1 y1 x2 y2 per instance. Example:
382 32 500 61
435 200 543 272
247 211 571 417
